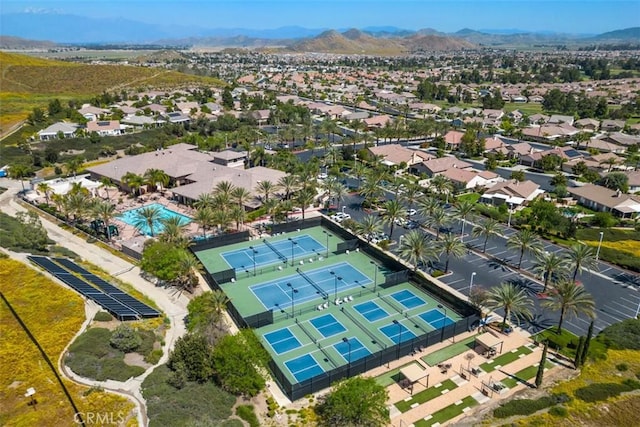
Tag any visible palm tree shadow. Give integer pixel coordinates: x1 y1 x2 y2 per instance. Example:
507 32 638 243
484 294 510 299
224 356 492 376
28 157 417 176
524 314 556 334
504 277 542 297
613 272 640 288
486 259 511 272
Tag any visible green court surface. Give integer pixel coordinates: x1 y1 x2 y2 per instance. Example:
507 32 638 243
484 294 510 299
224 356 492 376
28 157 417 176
194 225 465 386
479 345 534 373
501 361 554 388
375 360 426 387
421 336 476 367
414 395 478 427
394 378 458 413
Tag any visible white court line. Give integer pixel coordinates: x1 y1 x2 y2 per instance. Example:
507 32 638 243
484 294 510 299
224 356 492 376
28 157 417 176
620 296 640 305
609 300 636 314
597 309 627 324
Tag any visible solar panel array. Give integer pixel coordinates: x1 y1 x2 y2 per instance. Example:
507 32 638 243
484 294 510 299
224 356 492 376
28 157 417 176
28 256 160 321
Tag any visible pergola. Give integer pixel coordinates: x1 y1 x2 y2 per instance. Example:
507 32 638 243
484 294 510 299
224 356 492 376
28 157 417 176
475 332 504 355
400 364 430 394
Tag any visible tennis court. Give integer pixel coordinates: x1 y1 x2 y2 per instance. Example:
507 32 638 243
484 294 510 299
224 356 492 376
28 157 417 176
309 313 347 338
334 337 371 362
264 327 302 355
419 308 455 329
221 234 325 271
380 321 417 344
250 262 372 310
354 300 390 322
285 354 325 382
391 289 426 310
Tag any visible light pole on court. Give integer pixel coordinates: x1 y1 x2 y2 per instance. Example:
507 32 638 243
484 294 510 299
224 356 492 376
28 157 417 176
393 319 403 358
330 271 342 302
635 298 640 319
249 246 258 276
469 272 476 293
342 337 352 376
596 231 604 261
287 283 298 318
288 237 298 267
323 230 331 258
437 304 448 342
370 261 378 293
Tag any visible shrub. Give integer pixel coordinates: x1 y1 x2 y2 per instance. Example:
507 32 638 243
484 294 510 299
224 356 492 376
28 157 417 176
236 405 260 427
616 363 629 372
574 382 640 403
94 311 113 322
110 324 142 352
597 318 640 350
591 212 617 228
493 394 568 418
549 406 568 417
145 349 163 365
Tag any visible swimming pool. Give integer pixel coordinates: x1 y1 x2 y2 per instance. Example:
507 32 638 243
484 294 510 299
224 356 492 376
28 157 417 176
118 203 191 236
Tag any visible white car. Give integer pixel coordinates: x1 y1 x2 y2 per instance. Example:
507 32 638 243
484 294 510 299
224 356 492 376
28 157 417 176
317 173 328 179
407 208 417 216
330 212 351 223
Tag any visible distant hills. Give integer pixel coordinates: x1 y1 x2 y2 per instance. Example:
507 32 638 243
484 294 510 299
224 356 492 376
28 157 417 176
0 12 638 50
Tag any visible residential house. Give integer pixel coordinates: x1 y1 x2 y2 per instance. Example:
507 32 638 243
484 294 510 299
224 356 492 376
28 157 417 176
37 122 79 141
562 152 624 174
415 156 473 177
251 109 271 125
601 119 625 132
527 95 545 103
363 115 392 129
508 110 524 122
121 115 164 129
480 179 544 206
368 144 434 171
86 120 124 137
163 111 191 124
520 146 583 168
483 136 506 152
439 168 503 190
175 101 200 115
211 150 248 169
585 138 627 154
529 113 549 124
568 184 640 218
78 104 109 121
574 118 600 132
548 115 575 125
600 132 640 147
344 111 370 121
443 130 465 150
625 171 640 194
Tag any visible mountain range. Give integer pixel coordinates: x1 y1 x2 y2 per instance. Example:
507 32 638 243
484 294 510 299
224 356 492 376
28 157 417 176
0 12 638 49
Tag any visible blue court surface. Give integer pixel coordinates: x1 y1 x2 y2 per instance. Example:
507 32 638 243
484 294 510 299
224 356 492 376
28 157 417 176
285 354 325 383
354 300 389 322
334 337 371 362
380 322 417 344
391 289 426 310
250 262 372 311
221 234 325 271
264 328 302 354
419 309 455 329
310 314 347 338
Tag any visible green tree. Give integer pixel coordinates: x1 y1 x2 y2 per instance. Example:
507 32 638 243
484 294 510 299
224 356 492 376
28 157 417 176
507 229 543 268
453 199 475 240
542 280 596 334
91 200 117 242
256 180 276 202
599 172 629 193
565 243 597 283
187 290 229 344
487 282 534 330
511 170 526 182
140 241 187 282
222 88 234 109
168 333 214 383
158 216 189 247
380 199 405 239
133 205 163 237
574 336 585 368
211 330 269 397
144 168 170 193
121 172 145 198
438 232 467 273
65 156 84 178
194 206 215 239
37 182 52 206
356 215 383 243
425 206 451 239
8 163 32 192
316 376 389 427
110 324 141 352
399 230 437 272
581 320 595 363
533 250 568 292
535 341 549 388
472 218 501 252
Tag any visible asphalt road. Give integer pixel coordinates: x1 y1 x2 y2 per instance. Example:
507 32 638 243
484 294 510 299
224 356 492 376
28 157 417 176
337 188 640 337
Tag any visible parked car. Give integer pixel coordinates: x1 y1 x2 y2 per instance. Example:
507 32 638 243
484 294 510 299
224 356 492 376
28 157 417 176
330 212 351 223
394 217 407 226
406 208 417 216
404 220 419 229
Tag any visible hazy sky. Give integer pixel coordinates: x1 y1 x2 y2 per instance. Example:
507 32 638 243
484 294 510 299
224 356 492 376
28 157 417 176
3 0 638 33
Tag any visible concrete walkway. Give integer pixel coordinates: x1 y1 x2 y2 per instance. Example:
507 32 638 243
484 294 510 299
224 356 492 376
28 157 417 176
0 178 190 426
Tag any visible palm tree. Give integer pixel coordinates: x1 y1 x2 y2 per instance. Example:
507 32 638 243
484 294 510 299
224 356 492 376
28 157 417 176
400 184 422 212
65 192 91 224
65 157 84 178
212 209 232 234
229 205 245 230
438 232 467 273
194 206 216 239
91 200 116 242
121 172 144 198
176 251 204 292
8 163 31 192
159 216 189 247
188 289 230 334
133 205 162 236
100 177 115 200
230 187 252 211
358 179 384 209
472 218 501 252
487 282 534 330
425 206 450 239
144 168 170 193
542 280 596 334
195 193 215 210
277 175 299 200
417 197 441 219
356 215 383 242
37 182 52 206
256 180 275 202
215 180 235 198
507 229 543 269
212 192 232 211
565 244 597 283
533 251 569 292
453 199 475 240
380 199 405 239
296 187 316 220
430 175 453 203
400 230 437 272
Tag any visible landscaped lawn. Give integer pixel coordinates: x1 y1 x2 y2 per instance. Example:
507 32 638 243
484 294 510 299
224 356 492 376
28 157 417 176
576 228 640 272
479 345 534 373
375 360 427 387
394 379 458 413
534 329 607 361
414 395 478 427
501 361 554 388
421 336 476 366
456 193 481 204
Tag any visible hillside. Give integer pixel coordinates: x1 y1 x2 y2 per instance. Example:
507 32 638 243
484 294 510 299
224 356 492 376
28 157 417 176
591 27 640 40
0 35 58 50
289 28 472 54
0 51 224 133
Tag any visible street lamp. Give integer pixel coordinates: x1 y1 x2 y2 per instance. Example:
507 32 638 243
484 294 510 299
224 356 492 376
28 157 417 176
595 231 604 261
469 272 476 294
393 319 403 358
287 283 298 318
249 246 258 276
635 297 640 319
507 203 514 227
288 237 298 266
370 261 378 293
437 304 448 342
342 337 352 376
323 230 332 257
330 271 343 302
342 205 346 214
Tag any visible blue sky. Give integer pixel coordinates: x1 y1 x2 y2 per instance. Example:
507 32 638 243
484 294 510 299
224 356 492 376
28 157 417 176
2 0 638 34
